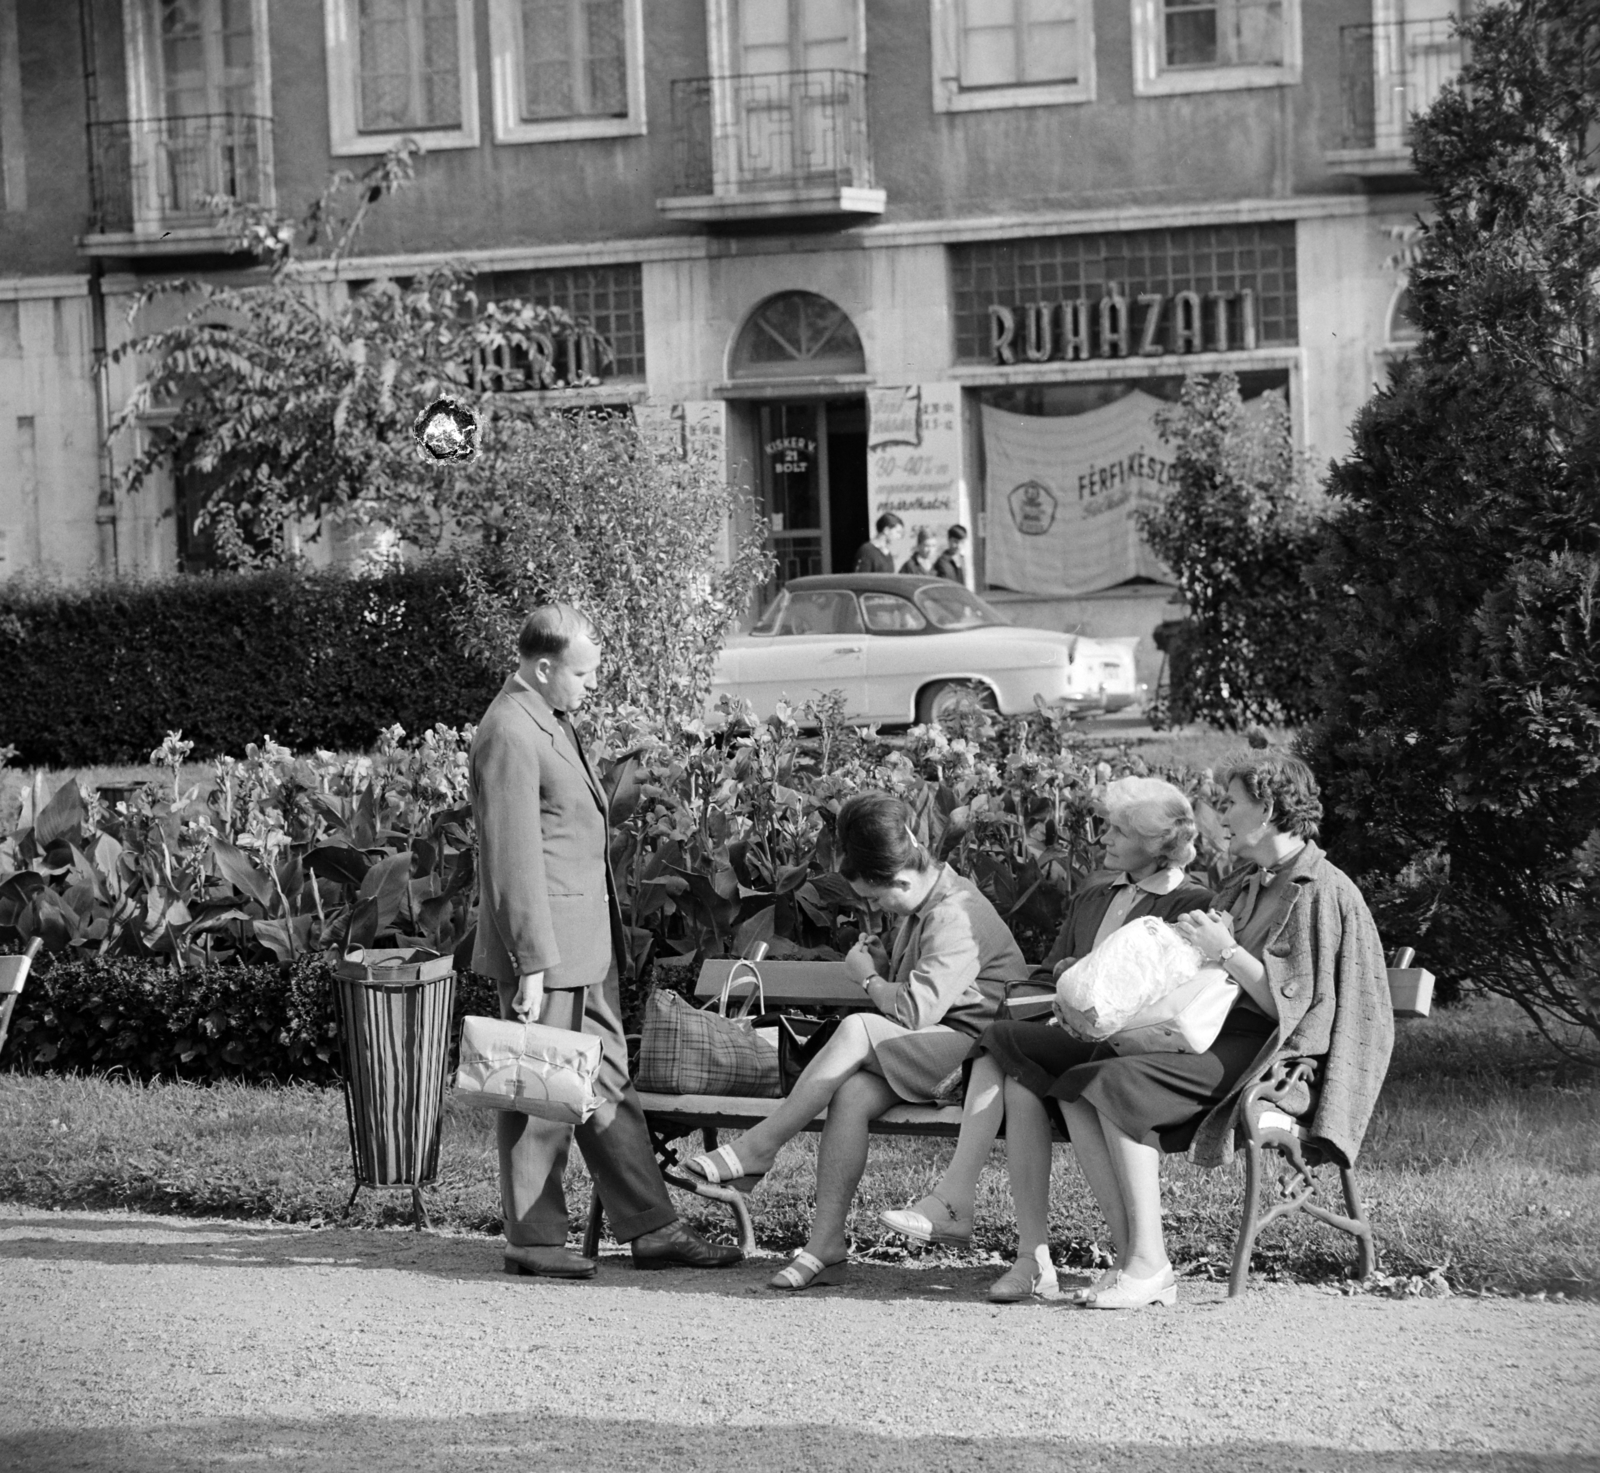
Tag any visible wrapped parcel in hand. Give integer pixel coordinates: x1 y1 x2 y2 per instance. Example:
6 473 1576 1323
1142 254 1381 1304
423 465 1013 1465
412 396 480 462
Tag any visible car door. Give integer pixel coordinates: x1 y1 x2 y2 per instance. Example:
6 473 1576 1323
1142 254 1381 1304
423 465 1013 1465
859 591 936 723
738 589 868 717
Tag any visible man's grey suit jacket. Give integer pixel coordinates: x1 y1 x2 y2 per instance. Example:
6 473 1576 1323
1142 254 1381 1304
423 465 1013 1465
468 675 623 992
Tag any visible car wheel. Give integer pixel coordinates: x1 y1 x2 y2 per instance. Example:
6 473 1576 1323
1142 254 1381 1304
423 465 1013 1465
916 680 999 726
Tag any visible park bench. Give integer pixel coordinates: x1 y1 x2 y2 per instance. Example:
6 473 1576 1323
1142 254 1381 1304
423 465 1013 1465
588 952 1434 1295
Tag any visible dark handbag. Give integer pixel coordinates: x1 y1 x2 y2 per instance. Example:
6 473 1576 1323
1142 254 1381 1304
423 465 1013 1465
635 963 781 1097
775 1014 842 1095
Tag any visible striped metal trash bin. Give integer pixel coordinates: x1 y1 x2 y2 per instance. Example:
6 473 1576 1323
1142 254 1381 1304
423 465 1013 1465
332 949 457 1228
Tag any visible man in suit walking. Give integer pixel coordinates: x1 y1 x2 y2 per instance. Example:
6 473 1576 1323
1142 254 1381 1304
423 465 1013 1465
471 603 741 1278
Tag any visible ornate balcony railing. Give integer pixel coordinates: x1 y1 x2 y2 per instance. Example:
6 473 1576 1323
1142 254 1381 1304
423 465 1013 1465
1337 19 1463 153
87 112 274 236
669 69 873 197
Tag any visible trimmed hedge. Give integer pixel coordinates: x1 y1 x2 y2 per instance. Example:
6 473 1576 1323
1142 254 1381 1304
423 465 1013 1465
2 952 499 1085
0 563 503 765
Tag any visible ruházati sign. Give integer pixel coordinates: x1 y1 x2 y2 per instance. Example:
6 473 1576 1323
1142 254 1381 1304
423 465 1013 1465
982 391 1173 596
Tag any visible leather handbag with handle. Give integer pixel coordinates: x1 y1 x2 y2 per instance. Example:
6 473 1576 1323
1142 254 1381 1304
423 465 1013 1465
453 1011 604 1124
635 961 781 1097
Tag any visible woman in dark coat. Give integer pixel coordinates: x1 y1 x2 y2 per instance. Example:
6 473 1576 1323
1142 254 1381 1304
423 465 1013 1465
880 777 1211 1298
978 753 1392 1310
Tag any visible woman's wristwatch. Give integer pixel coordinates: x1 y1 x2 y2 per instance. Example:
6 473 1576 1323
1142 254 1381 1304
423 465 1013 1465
1212 943 1239 967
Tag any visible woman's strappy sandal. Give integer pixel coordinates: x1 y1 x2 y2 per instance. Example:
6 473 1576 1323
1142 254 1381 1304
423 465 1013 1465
683 1143 766 1194
768 1250 850 1291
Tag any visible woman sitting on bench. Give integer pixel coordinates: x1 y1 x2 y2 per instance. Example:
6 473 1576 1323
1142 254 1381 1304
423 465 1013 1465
935 753 1389 1310
684 789 1029 1291
880 777 1212 1299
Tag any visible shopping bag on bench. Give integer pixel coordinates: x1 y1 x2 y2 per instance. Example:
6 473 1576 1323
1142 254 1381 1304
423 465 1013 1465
636 962 780 1097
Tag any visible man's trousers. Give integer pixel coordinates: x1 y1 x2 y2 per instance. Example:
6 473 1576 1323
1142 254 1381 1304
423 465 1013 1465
495 965 676 1247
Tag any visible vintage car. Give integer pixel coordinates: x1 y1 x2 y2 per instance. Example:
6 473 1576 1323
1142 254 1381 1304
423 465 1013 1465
712 573 1140 726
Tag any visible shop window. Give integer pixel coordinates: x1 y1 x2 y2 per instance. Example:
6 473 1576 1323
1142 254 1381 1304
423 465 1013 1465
1131 0 1300 96
931 0 1095 112
324 0 479 156
950 223 1298 364
487 0 645 143
731 292 865 381
477 263 646 382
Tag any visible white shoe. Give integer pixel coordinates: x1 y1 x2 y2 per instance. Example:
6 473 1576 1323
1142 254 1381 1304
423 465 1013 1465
1072 1265 1120 1303
988 1247 1060 1303
1086 1264 1178 1309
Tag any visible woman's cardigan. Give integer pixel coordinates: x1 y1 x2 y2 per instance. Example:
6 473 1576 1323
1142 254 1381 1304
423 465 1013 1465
1186 841 1394 1170
861 865 1028 1037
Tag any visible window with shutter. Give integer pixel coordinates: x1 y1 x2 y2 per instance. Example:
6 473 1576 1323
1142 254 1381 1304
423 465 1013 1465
1162 0 1284 69
958 0 1081 88
325 0 477 155
520 0 626 120
1131 0 1299 95
488 0 642 142
931 0 1094 112
357 0 462 131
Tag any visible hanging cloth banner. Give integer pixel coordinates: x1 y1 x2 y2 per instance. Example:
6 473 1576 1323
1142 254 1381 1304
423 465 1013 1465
981 391 1174 596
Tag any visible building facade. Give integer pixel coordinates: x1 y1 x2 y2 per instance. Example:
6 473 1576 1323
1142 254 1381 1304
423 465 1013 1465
0 0 1462 686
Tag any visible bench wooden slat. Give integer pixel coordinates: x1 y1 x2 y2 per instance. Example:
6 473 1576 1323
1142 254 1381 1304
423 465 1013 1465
693 958 863 1008
638 1091 966 1136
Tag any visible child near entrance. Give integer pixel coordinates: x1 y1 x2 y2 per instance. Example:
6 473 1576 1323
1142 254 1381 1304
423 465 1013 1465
899 528 940 575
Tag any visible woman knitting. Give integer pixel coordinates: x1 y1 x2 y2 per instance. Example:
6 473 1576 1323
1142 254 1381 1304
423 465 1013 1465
683 789 1028 1290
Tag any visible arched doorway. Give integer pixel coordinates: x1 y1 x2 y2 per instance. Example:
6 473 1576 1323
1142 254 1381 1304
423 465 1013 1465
730 291 869 586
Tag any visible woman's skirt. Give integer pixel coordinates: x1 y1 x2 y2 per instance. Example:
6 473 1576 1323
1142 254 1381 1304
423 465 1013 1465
973 1008 1277 1152
855 1015 976 1104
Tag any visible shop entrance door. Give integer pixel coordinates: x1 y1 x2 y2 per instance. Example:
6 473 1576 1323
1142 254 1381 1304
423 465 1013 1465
758 398 867 589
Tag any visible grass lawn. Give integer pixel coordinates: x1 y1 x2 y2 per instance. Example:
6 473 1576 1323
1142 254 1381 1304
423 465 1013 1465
2 995 1593 1296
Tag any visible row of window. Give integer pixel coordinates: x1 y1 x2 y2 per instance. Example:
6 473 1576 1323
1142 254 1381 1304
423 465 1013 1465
320 0 1301 156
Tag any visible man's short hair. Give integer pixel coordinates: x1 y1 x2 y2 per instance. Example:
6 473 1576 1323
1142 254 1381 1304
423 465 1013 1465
517 603 598 661
874 513 904 535
947 524 968 542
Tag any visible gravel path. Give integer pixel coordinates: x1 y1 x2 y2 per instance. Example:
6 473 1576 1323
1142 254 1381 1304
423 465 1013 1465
2 1207 1596 1473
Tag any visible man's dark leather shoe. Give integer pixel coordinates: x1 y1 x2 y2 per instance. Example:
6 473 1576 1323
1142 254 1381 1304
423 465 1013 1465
504 1244 598 1279
631 1221 742 1270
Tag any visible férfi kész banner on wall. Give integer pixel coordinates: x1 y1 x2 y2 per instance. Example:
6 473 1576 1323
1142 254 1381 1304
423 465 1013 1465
981 390 1174 596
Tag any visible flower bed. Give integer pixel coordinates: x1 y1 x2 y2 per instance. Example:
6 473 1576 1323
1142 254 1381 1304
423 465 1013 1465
0 699 1218 1079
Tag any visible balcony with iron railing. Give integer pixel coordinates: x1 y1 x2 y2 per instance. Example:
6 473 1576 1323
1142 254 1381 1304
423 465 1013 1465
85 113 275 253
1327 19 1464 175
657 69 885 224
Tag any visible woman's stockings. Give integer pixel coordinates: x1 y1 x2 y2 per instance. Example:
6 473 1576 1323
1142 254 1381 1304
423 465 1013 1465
923 1053 1008 1216
1002 1077 1057 1260
1099 1111 1169 1278
1057 1098 1130 1266
720 1012 879 1174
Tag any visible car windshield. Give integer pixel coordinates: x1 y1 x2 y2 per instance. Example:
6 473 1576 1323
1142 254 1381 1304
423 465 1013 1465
750 589 864 637
915 584 1006 630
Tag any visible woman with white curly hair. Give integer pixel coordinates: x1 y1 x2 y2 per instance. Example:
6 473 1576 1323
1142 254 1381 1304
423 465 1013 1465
880 776 1212 1300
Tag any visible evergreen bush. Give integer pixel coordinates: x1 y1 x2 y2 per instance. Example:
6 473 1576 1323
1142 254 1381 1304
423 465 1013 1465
1306 0 1600 1053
